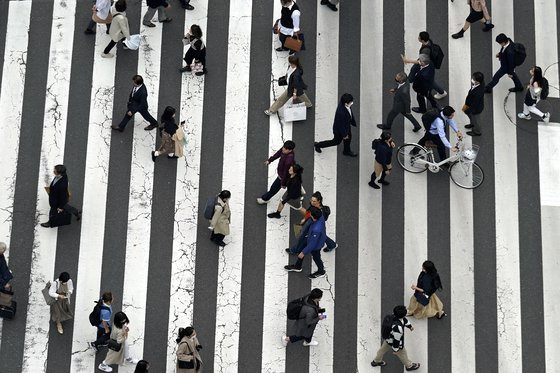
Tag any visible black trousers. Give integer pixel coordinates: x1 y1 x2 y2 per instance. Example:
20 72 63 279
184 47 206 66
210 231 225 243
416 90 439 112
93 327 111 347
315 131 352 154
118 108 158 130
48 204 79 221
386 108 421 129
418 132 447 161
486 66 523 90
289 335 312 343
103 37 124 55
86 20 111 32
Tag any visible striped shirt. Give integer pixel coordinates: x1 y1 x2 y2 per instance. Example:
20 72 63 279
387 317 413 352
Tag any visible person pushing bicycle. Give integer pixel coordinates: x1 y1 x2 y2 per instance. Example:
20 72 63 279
417 106 463 161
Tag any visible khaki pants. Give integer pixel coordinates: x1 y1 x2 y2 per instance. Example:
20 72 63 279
268 90 313 113
373 340 413 368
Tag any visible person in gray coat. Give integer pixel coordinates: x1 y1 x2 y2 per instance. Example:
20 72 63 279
281 288 326 347
377 72 422 132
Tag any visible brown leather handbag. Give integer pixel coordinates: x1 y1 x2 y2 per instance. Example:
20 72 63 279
284 34 303 52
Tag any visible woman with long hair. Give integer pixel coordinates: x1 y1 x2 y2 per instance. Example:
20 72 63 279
268 164 304 219
407 260 447 319
176 327 203 372
98 311 138 372
209 190 232 247
265 55 313 115
517 65 550 122
152 106 179 161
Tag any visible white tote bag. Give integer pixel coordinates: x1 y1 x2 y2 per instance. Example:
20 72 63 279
124 34 142 50
283 101 307 122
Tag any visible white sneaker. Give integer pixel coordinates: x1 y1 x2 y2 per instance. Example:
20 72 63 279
543 112 550 123
98 363 113 372
101 53 114 58
125 357 139 365
264 110 273 116
517 113 531 120
281 335 289 347
433 91 448 100
303 340 319 346
256 198 268 204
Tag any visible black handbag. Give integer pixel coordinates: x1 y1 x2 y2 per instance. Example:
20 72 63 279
108 338 122 351
178 359 195 369
278 75 287 86
414 291 430 306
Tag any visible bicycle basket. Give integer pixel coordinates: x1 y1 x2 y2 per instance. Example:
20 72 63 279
461 144 479 163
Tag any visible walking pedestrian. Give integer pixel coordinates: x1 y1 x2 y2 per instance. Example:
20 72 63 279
134 360 150 373
267 164 304 219
208 190 231 247
416 106 463 161
101 0 130 58
409 55 438 114
98 311 138 372
284 206 326 279
90 291 113 351
0 243 13 290
113 75 159 132
179 25 207 75
176 327 203 372
282 288 326 346
401 32 447 99
320 0 337 11
152 106 179 161
177 0 194 10
463 72 485 136
48 272 74 334
377 72 422 132
484 33 524 93
407 260 447 319
369 131 395 189
451 0 494 39
142 0 172 28
257 140 295 205
370 305 420 371
276 0 301 54
314 93 358 157
40 165 82 228
85 0 112 35
288 191 337 254
265 56 312 115
517 65 550 122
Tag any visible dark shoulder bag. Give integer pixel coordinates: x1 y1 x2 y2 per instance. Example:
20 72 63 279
177 341 195 369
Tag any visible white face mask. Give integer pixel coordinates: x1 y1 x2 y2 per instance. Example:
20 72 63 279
471 79 476 85
346 102 353 108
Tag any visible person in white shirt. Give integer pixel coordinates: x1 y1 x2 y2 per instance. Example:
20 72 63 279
48 272 74 334
517 66 550 122
417 106 463 161
276 0 301 54
85 0 112 35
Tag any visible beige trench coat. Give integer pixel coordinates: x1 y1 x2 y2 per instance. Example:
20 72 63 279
108 6 130 42
172 127 185 158
210 198 230 236
104 326 127 365
176 336 203 373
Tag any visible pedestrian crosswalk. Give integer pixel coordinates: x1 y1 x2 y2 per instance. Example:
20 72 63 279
0 0 559 372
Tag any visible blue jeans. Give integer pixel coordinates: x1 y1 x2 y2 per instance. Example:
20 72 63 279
261 177 282 202
289 219 336 253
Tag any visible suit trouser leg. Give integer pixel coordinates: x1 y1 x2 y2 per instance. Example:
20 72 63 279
510 71 523 89
157 6 167 21
342 129 352 153
261 177 282 201
385 108 400 128
63 203 80 217
486 67 506 89
416 92 427 112
269 90 290 113
316 134 343 149
118 112 134 129
427 132 448 161
426 90 439 110
86 19 96 31
403 112 421 128
468 113 482 134
143 7 157 24
138 108 158 126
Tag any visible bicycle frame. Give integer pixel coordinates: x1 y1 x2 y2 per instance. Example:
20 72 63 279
412 142 462 173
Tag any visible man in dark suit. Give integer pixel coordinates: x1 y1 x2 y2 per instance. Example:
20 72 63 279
40 165 81 228
463 72 485 136
409 54 438 114
484 33 523 93
113 75 158 132
314 93 358 157
378 72 422 132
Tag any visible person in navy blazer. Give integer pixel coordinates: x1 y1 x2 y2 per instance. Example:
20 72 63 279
484 33 523 93
113 75 159 132
40 165 81 228
409 55 438 113
314 93 358 157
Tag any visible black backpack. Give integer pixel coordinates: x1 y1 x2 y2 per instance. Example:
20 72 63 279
541 78 549 100
203 196 219 220
88 299 109 327
381 314 396 339
429 42 445 69
421 108 442 131
286 296 306 320
512 42 526 66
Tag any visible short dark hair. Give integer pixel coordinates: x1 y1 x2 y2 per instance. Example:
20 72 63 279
132 75 143 85
54 164 67 176
58 272 70 283
309 288 323 300
102 291 113 303
472 71 484 84
419 31 430 42
442 106 455 117
113 311 130 329
115 0 127 12
134 360 150 373
219 190 231 200
340 93 354 105
381 131 392 141
393 305 407 318
309 206 322 220
283 140 295 150
495 33 508 44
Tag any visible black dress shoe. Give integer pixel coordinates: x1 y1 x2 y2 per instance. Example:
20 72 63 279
40 222 51 228
377 124 390 130
151 151 157 162
413 125 422 132
182 3 194 10
509 87 524 92
144 124 158 131
143 22 156 28
464 124 474 129
379 180 390 185
466 131 481 136
314 142 322 153
159 18 172 23
84 29 95 35
179 66 192 73
76 210 82 221
325 2 338 11
411 107 425 114
112 126 124 132
368 181 380 189
275 47 289 52
343 151 358 157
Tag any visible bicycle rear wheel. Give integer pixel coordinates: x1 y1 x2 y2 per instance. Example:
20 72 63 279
397 144 429 173
449 161 484 189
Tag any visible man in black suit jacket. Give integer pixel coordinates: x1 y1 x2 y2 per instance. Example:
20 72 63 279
463 72 485 136
484 33 523 93
378 72 422 132
40 165 81 228
314 93 358 157
113 75 159 132
409 55 438 113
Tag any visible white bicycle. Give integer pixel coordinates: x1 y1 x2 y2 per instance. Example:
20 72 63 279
397 139 484 189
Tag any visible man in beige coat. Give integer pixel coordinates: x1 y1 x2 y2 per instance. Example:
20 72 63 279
102 0 130 58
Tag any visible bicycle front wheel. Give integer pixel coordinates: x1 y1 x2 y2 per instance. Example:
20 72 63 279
449 161 484 189
397 144 429 173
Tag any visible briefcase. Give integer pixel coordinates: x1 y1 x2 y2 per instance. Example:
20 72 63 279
49 210 72 228
0 289 16 319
